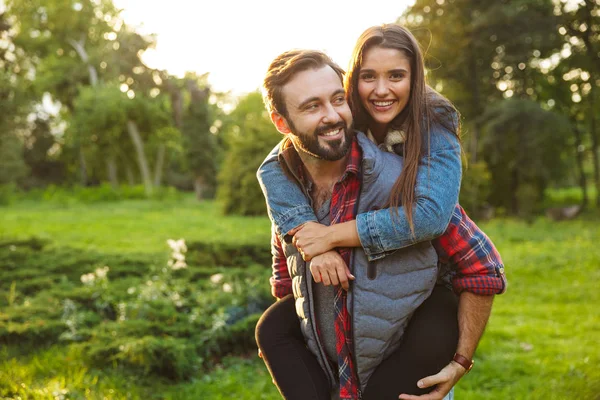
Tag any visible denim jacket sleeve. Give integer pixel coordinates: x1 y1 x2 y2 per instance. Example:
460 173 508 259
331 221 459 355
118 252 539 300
256 142 317 235
357 127 462 260
257 123 462 259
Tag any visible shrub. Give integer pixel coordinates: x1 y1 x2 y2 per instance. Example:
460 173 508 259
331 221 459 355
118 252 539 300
459 160 493 217
217 92 281 216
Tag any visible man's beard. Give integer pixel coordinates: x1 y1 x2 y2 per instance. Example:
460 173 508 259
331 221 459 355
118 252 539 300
289 120 354 161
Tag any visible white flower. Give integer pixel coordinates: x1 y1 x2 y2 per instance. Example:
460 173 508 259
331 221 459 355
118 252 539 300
172 260 187 270
95 266 109 279
210 273 224 284
167 238 187 254
172 252 185 262
222 283 233 293
127 287 136 295
80 273 96 285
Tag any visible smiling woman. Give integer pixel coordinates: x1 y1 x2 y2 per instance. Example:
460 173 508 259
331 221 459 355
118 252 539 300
358 47 412 140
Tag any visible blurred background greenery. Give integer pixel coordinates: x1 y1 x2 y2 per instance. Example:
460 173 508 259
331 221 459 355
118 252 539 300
0 0 599 399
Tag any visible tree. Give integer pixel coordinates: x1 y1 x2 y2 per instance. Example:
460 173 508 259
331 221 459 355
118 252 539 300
217 92 281 215
400 0 584 213
181 76 218 199
0 10 31 186
69 83 172 195
479 99 571 215
6 0 158 186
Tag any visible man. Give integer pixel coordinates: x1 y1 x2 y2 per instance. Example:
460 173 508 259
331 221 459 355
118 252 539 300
255 50 503 400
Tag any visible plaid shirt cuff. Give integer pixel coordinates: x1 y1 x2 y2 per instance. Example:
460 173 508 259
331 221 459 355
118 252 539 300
452 268 507 295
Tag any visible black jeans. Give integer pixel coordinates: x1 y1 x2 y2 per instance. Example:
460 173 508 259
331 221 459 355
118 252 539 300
255 285 458 400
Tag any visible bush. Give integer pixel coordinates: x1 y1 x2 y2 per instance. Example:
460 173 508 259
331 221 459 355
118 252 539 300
0 184 18 206
217 92 281 216
0 237 273 381
11 184 183 205
460 160 492 217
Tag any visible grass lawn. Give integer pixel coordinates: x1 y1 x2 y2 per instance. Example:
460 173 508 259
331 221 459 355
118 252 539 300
1 199 599 399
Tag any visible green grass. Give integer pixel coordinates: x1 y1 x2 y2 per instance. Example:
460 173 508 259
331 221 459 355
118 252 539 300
1 199 599 399
0 195 270 253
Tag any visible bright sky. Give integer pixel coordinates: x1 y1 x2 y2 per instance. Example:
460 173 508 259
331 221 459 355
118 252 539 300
114 0 414 96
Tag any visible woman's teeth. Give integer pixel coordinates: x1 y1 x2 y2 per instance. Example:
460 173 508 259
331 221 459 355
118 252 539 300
373 100 394 107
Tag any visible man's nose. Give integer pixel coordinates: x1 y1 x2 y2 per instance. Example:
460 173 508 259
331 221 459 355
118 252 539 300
322 103 341 124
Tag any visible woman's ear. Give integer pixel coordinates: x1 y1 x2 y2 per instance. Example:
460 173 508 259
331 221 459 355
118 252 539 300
270 112 291 135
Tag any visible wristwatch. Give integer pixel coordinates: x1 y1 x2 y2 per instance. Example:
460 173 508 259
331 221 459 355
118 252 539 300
453 353 474 373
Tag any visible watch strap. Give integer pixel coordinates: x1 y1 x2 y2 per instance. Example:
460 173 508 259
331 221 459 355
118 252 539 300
453 353 474 372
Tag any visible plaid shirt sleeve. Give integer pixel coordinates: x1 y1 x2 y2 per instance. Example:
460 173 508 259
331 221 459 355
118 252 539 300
433 204 507 295
270 224 293 299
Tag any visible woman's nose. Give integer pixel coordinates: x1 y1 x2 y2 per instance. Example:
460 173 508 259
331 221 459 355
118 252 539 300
374 78 389 96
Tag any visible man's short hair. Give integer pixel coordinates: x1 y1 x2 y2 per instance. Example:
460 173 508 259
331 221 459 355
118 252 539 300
262 50 345 118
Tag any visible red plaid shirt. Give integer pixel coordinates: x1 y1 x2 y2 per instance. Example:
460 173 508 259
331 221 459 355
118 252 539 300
270 142 506 299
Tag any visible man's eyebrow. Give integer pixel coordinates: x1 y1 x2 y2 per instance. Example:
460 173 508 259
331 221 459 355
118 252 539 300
297 89 345 110
331 89 345 97
297 97 320 110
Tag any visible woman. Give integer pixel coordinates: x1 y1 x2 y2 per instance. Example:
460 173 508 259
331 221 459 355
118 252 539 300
256 24 505 399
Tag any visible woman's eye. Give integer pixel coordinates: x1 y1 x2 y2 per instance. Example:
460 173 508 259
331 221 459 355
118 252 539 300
390 73 404 80
360 73 374 81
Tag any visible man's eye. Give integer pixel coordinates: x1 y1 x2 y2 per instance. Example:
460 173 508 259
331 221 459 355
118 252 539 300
305 104 318 110
333 96 346 104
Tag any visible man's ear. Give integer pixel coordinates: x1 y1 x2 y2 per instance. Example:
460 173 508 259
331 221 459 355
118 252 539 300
270 112 291 135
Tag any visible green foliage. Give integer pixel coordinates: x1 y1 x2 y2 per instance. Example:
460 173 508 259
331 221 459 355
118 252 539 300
0 228 272 381
217 92 282 216
181 81 219 199
0 133 29 186
459 160 492 216
480 99 572 216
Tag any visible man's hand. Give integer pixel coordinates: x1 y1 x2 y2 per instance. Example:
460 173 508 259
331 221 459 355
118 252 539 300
291 222 334 261
398 361 466 400
309 250 354 290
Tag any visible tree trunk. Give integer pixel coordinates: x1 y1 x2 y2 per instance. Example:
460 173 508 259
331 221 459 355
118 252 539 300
572 125 588 207
68 38 98 86
194 176 204 200
589 107 600 207
106 155 119 190
125 164 135 185
126 120 153 197
153 144 166 187
581 0 600 205
78 147 88 186
166 80 184 129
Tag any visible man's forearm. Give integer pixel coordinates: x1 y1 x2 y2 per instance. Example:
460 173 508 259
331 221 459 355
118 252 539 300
455 292 494 360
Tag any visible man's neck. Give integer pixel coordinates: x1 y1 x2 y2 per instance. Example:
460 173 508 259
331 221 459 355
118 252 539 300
297 149 348 191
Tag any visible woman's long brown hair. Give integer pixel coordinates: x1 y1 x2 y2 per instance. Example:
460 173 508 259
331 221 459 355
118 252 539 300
345 24 461 234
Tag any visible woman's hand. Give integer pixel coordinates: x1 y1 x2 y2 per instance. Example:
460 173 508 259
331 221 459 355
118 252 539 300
291 222 335 261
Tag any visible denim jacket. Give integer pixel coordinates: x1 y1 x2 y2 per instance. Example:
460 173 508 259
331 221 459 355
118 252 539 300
257 118 462 261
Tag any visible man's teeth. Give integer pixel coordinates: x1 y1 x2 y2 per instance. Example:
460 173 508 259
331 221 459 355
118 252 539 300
373 100 394 107
321 128 341 137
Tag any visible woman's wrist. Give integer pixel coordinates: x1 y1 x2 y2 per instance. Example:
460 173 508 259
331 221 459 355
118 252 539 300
329 221 360 248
